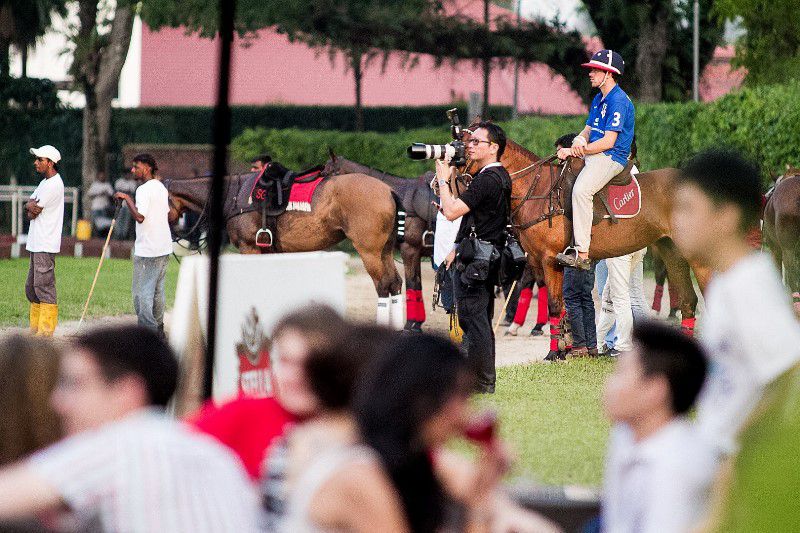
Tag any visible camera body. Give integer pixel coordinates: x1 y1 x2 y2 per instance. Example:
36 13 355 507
406 108 467 167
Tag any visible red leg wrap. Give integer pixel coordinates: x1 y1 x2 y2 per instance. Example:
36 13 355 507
652 284 664 313
681 317 696 336
536 286 549 326
405 290 423 323
549 316 561 351
513 288 533 326
668 283 680 311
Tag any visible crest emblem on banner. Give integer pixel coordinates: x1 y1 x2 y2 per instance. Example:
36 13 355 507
235 307 272 398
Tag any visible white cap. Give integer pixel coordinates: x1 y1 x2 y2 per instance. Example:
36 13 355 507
30 145 62 163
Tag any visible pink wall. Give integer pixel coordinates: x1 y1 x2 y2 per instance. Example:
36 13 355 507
140 24 587 114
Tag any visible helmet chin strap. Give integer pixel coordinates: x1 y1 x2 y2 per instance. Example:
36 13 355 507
598 70 610 90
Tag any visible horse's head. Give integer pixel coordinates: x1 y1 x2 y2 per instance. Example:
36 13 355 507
163 178 208 223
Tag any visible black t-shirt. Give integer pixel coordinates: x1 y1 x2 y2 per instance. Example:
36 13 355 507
455 164 511 245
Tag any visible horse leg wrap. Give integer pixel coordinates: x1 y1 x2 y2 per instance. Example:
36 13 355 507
668 283 680 312
536 286 549 327
376 297 390 326
405 289 426 324
652 284 664 313
549 316 561 352
513 288 533 326
390 294 404 330
681 317 696 336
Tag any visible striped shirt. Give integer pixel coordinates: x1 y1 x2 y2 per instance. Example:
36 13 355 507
29 409 258 533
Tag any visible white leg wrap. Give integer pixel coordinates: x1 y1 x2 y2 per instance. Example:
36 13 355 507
390 294 404 330
376 297 391 325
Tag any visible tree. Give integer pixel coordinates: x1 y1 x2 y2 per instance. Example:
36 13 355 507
0 0 67 77
70 0 138 213
582 0 723 102
715 0 800 86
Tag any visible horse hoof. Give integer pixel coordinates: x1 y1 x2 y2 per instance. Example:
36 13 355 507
505 323 520 336
544 350 560 362
530 324 544 337
403 321 423 332
499 318 512 327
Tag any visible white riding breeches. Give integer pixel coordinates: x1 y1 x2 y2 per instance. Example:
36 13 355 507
572 153 624 253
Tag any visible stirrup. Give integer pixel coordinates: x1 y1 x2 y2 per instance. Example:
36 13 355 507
422 230 435 248
255 228 273 248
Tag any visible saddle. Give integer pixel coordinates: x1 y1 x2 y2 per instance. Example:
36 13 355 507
251 165 326 217
563 160 640 225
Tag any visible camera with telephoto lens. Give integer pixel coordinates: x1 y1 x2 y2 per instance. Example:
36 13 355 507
406 108 467 167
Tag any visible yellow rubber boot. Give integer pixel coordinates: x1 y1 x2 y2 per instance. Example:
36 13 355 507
29 303 41 333
37 303 58 337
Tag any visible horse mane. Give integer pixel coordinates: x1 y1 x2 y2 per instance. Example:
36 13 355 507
504 139 543 163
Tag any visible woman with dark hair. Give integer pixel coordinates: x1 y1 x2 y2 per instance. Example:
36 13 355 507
276 324 409 532
353 333 560 533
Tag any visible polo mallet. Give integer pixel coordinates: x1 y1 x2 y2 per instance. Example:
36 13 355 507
494 278 519 335
77 200 123 331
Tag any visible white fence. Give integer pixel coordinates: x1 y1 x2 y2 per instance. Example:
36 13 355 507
0 185 80 237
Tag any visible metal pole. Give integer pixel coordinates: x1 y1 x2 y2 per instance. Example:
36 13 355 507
512 0 521 119
693 0 700 102
204 0 236 401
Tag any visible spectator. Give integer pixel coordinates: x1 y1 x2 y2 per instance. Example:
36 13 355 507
563 259 598 358
113 169 138 240
354 333 560 533
251 154 271 173
87 170 114 236
191 304 348 483
672 149 800 455
595 248 647 356
602 321 715 533
0 335 62 466
278 323 406 532
0 325 257 532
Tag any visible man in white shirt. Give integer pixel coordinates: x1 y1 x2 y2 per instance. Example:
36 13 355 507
25 145 65 336
671 149 800 455
602 321 715 533
115 154 175 335
0 325 257 532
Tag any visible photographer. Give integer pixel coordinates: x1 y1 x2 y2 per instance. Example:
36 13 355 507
436 122 510 394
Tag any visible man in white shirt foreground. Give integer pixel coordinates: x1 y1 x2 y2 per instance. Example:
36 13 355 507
115 154 176 336
602 320 715 533
0 325 257 532
671 149 800 456
25 145 65 336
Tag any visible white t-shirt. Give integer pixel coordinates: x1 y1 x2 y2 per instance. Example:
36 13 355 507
134 178 173 257
26 174 64 253
696 252 800 454
433 211 462 267
29 409 258 533
602 419 717 533
88 181 114 211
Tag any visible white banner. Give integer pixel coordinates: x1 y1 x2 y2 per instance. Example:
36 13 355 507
170 252 348 401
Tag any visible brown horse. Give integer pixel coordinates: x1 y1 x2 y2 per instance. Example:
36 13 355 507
323 152 437 330
764 170 800 315
461 133 708 358
165 164 405 327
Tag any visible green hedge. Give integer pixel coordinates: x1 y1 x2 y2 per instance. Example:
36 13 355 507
232 82 800 185
0 103 511 187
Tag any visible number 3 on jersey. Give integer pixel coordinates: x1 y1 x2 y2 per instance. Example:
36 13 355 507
611 111 621 127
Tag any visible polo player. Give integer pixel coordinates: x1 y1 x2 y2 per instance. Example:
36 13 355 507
556 49 636 270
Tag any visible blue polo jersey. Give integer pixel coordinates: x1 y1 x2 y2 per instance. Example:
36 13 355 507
586 85 635 166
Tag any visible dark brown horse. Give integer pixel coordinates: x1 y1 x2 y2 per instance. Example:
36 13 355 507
461 132 709 358
764 170 800 315
165 164 405 327
324 152 438 330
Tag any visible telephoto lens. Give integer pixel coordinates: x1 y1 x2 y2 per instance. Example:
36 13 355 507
407 143 456 161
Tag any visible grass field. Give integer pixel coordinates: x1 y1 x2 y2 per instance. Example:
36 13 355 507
477 361 613 486
0 257 180 327
0 256 612 486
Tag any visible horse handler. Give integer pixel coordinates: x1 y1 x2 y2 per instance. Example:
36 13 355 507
114 154 173 337
26 145 65 336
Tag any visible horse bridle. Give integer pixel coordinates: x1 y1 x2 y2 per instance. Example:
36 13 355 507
508 154 575 231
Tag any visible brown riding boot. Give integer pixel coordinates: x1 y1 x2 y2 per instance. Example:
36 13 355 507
37 303 58 337
29 303 41 334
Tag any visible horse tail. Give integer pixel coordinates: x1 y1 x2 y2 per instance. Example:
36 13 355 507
391 191 406 245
